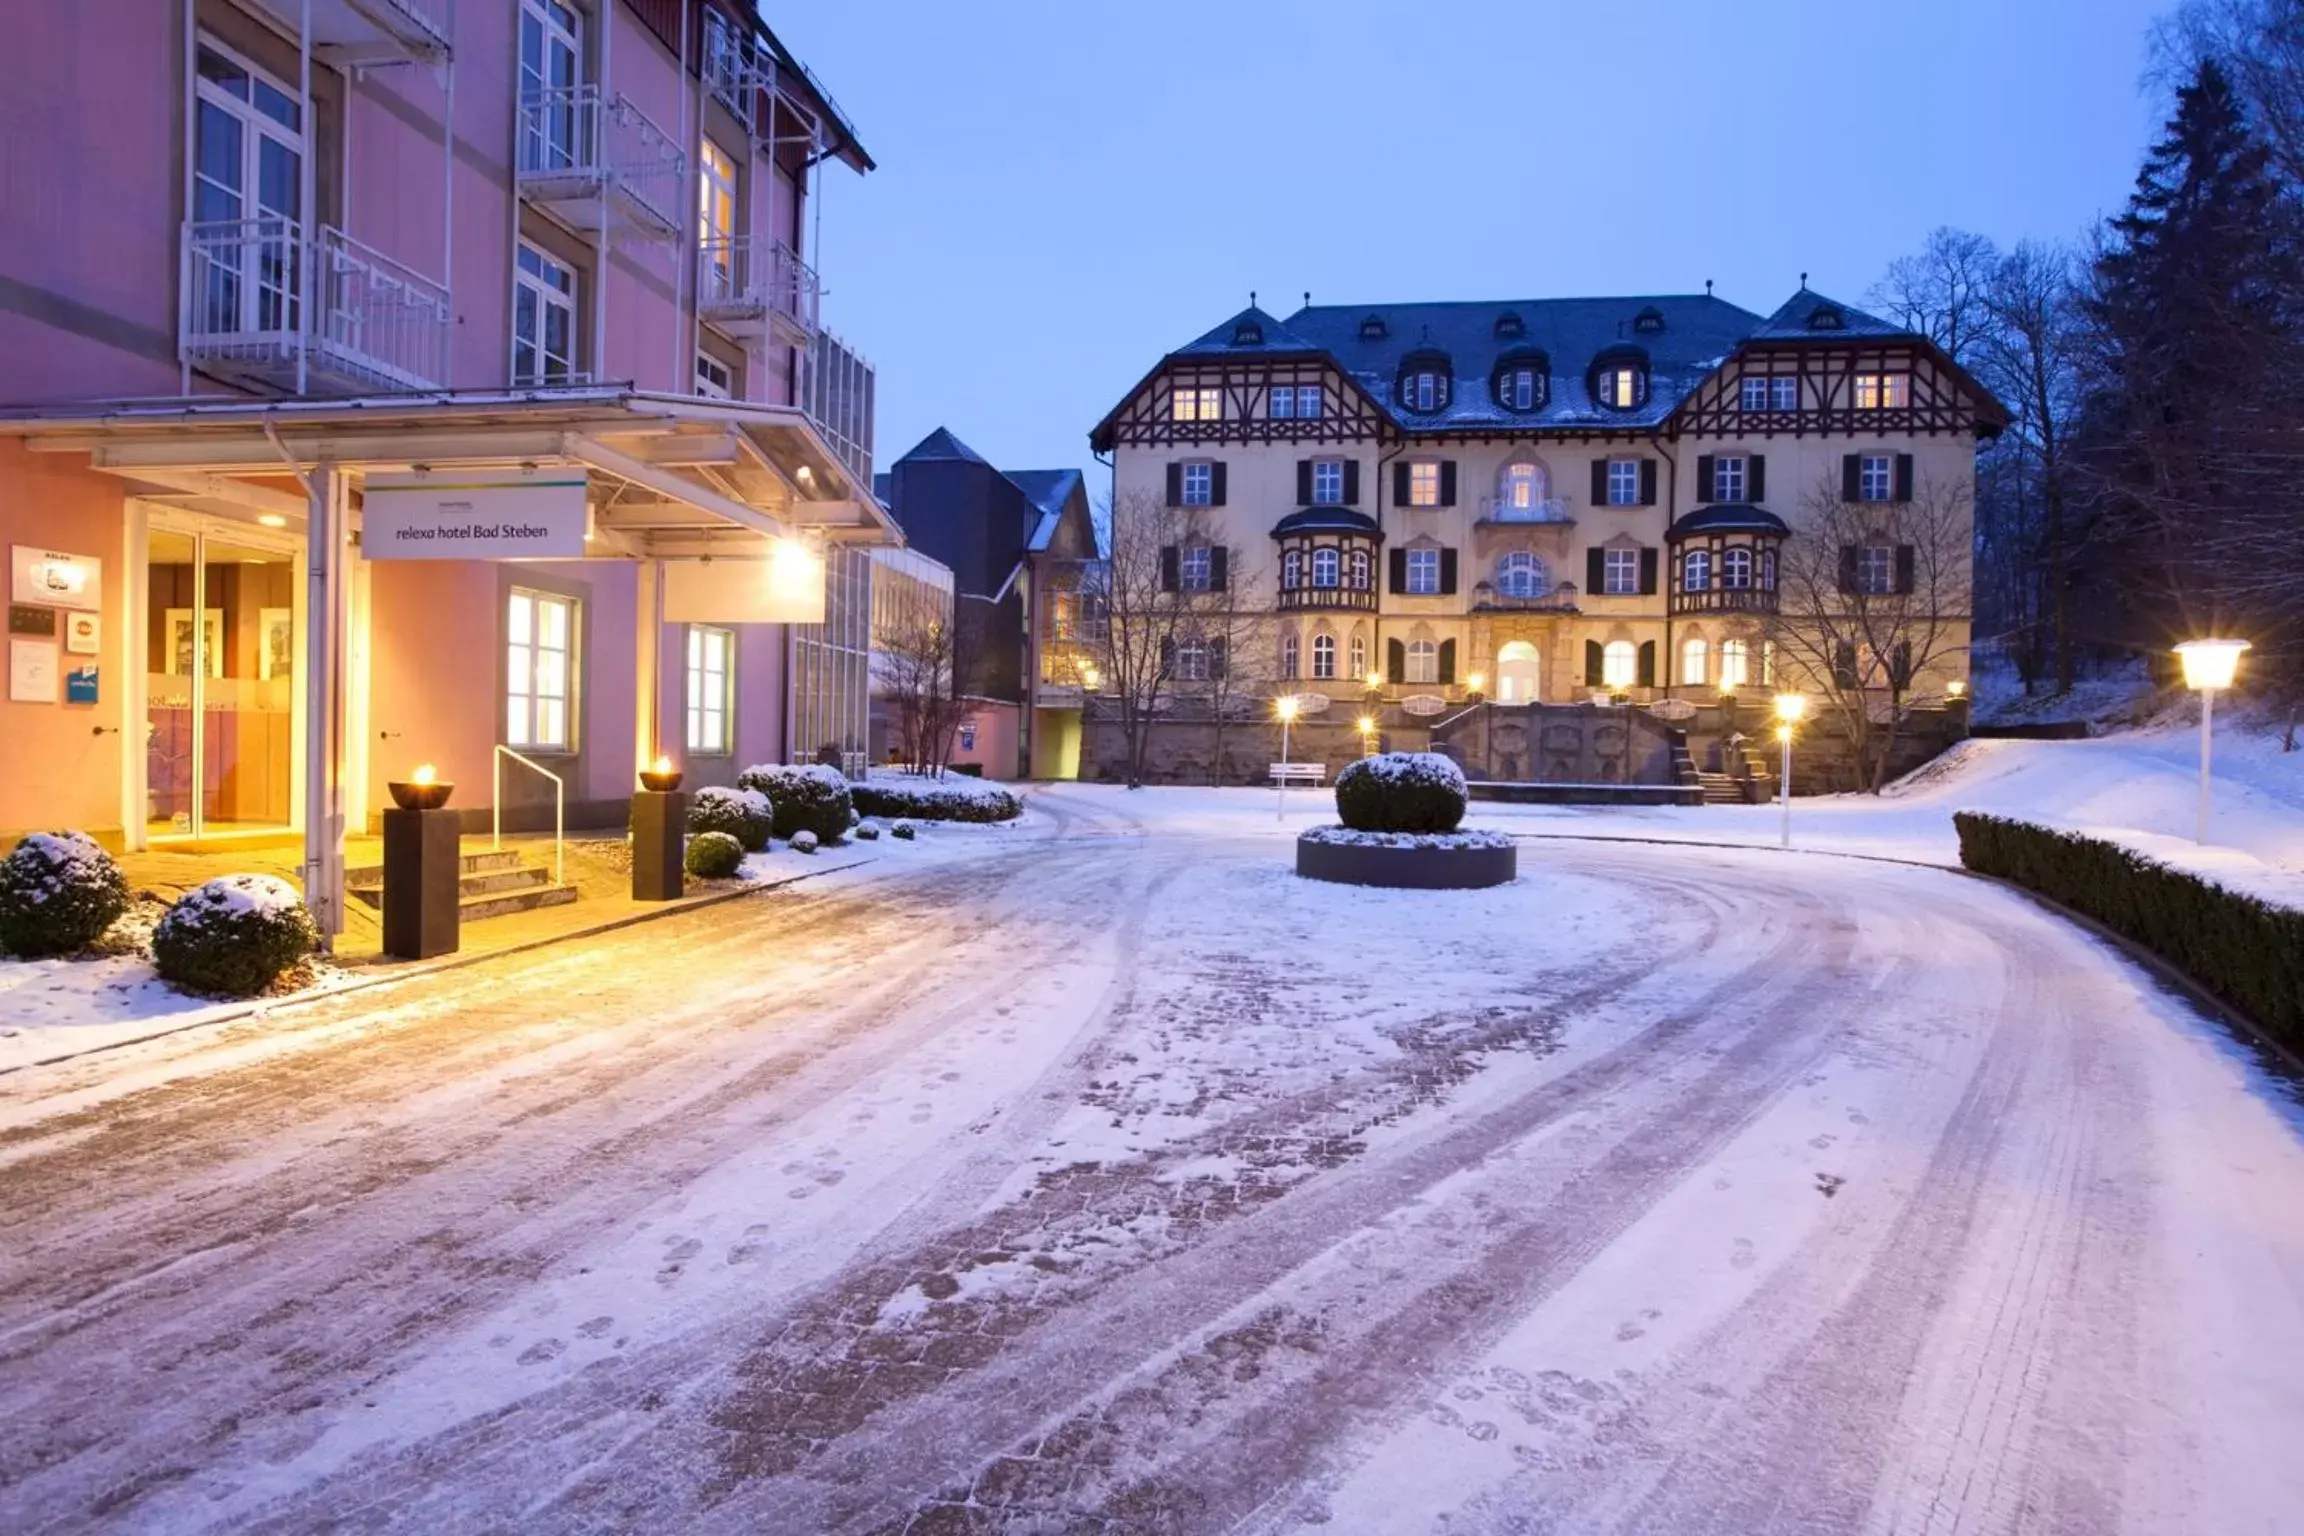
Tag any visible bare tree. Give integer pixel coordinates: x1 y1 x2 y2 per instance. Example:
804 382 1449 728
1183 564 1276 785
1090 488 1197 788
2160 0 2304 197
873 606 972 777
1866 227 2001 366
1771 470 1974 792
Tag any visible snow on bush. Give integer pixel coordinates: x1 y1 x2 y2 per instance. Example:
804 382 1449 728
1300 825 1513 851
737 762 855 843
852 775 1023 825
152 874 317 996
0 831 131 958
685 830 745 879
891 820 918 841
854 822 882 841
791 829 820 855
1334 752 1469 834
688 785 774 852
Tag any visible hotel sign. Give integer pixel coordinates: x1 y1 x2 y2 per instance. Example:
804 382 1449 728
362 470 589 560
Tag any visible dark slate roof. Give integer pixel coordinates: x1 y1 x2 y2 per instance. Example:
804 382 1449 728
1173 303 1320 357
895 425 991 465
1006 468 1086 553
1666 504 1792 539
1747 287 1911 343
1276 295 1764 433
871 471 893 510
1271 507 1383 538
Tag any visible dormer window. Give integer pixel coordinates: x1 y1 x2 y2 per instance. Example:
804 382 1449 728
1632 306 1665 334
1493 350 1549 413
1494 311 1525 339
1397 351 1452 413
1232 319 1263 345
1359 314 1388 341
1809 305 1846 330
1593 364 1646 410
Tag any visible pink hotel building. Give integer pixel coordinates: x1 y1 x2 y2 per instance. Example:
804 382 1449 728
0 0 899 936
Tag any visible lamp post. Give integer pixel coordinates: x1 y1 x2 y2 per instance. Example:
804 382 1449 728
1357 714 1377 758
2175 639 2249 844
1275 694 1301 821
1773 692 1806 850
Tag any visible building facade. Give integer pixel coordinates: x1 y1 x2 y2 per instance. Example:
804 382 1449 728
1088 289 2005 782
0 0 891 936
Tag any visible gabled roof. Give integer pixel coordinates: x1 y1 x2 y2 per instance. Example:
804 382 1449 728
895 425 990 465
1747 286 1910 343
1174 304 1321 358
1005 467 1086 553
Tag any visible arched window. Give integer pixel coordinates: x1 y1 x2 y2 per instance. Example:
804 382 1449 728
1682 636 1708 685
1312 548 1340 588
1406 639 1439 684
1282 548 1302 589
1350 546 1371 590
1496 551 1547 599
1682 549 1711 592
1349 628 1367 680
1722 548 1754 589
1500 459 1548 511
1601 640 1637 689
1720 639 1750 688
1760 547 1778 590
1281 629 1299 678
1497 367 1545 411
1312 633 1337 679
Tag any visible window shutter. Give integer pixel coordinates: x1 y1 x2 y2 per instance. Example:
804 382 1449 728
1837 545 1858 593
1833 641 1859 689
1640 459 1659 505
1440 461 1457 506
1165 463 1182 507
1160 544 1180 592
1343 460 1361 504
1210 637 1228 680
1586 548 1605 592
1749 454 1766 501
1895 543 1916 594
1889 641 1912 690
1438 639 1457 685
1696 455 1717 502
1393 461 1411 506
1638 547 1659 595
1439 548 1459 595
1210 461 1227 507
1296 459 1312 504
1584 640 1603 687
1591 460 1609 505
1387 638 1406 684
1210 545 1229 591
1159 636 1175 677
1389 548 1408 593
1894 453 1915 503
1637 640 1656 687
1840 454 1861 502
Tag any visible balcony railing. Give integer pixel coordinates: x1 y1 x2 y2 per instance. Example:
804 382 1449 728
243 0 450 65
698 237 821 340
516 85 687 238
803 328 876 486
1478 494 1574 524
704 11 773 121
1277 585 1379 612
181 218 450 393
1671 586 1780 616
1473 581 1581 613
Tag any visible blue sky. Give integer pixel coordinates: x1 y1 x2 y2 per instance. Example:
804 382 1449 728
774 0 2176 482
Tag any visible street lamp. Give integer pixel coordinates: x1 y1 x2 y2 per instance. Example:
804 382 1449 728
1275 693 1301 821
1365 670 1385 695
1356 714 1377 757
2175 638 2249 844
1946 678 1967 701
1773 692 1806 849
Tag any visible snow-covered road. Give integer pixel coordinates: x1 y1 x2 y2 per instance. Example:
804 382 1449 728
3 787 2303 1533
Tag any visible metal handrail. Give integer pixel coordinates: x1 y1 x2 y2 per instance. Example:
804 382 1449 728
493 745 565 887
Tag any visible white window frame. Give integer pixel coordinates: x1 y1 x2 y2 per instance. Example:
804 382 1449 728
1722 547 1754 589
685 624 734 755
1349 630 1367 679
1312 547 1340 589
1856 544 1897 595
1681 636 1708 685
1712 455 1747 502
1408 461 1441 508
1311 459 1345 505
1406 640 1439 684
698 137 739 301
1350 547 1371 590
1312 633 1336 680
1405 547 1440 595
518 0 585 173
191 38 307 340
1405 371 1442 411
1601 640 1637 689
514 240 579 385
1282 549 1302 589
1294 385 1322 418
1683 548 1710 591
695 351 733 399
1501 367 1540 410
1173 640 1211 681
1268 385 1295 420
506 586 577 751
1859 454 1893 502
1739 376 1769 412
1281 630 1300 677
1180 544 1212 591
1855 372 1910 410
1180 461 1213 506
1503 461 1544 510
1772 376 1799 411
1720 639 1751 688
1602 547 1639 596
1171 386 1221 422
1597 367 1641 409
1496 551 1545 599
1606 459 1639 507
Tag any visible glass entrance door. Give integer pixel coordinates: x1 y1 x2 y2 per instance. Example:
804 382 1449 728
145 522 301 841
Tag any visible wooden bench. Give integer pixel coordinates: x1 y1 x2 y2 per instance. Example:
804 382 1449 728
1268 762 1326 787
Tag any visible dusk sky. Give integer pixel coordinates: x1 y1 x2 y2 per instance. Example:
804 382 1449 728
774 0 2176 486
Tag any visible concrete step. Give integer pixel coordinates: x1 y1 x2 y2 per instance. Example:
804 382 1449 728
347 856 561 914
460 883 580 923
344 848 525 885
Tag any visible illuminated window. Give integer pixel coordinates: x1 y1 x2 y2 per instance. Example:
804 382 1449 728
1601 640 1636 689
506 587 576 750
1682 636 1708 685
1595 366 1643 409
1502 461 1545 510
1854 372 1910 410
1602 548 1639 595
1720 639 1750 687
1171 387 1221 422
1349 630 1367 678
685 625 733 755
1409 462 1441 507
698 139 738 296
1281 630 1299 676
1312 633 1336 679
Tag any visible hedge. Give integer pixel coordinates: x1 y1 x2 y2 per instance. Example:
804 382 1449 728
737 763 854 842
1954 811 2304 1051
851 778 1022 824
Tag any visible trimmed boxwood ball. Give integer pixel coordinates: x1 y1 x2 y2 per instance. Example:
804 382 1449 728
891 820 918 841
737 763 855 843
685 830 745 879
0 831 130 957
689 786 774 852
1334 752 1469 834
854 823 881 841
152 874 317 996
791 830 820 855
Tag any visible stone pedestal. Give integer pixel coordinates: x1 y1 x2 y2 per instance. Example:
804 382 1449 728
381 807 461 960
631 790 687 901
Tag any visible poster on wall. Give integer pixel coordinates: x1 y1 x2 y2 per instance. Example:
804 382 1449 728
362 470 590 560
258 608 293 679
164 609 225 678
9 638 57 702
63 611 98 655
65 666 97 704
10 547 100 610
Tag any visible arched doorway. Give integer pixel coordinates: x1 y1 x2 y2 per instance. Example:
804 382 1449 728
1496 640 1541 702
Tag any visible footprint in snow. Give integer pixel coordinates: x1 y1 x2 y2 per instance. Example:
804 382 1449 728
576 1316 614 1339
1730 1238 1758 1271
517 1338 565 1365
1809 1133 1837 1150
1815 1172 1846 1198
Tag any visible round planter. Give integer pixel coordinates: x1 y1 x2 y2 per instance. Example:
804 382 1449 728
1295 834 1517 889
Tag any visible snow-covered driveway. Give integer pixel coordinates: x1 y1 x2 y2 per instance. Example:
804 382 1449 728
2 787 2302 1533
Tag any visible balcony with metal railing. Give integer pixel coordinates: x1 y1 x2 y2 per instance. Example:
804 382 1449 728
242 0 451 66
1670 584 1780 616
1472 580 1582 614
1477 494 1575 525
1277 583 1379 613
516 85 687 239
803 328 876 487
181 219 451 393
698 237 821 342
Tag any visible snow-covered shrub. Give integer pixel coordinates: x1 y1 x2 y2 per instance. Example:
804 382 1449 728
152 874 317 995
891 820 917 841
737 763 854 843
1334 752 1468 834
854 823 881 841
685 830 745 879
791 829 820 855
688 786 773 852
852 777 1023 824
0 831 131 958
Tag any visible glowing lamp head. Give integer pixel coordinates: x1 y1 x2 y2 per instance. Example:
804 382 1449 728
1774 723 1793 744
652 754 672 776
257 513 288 529
2176 638 2249 691
1946 678 1967 699
1773 692 1807 724
1718 680 1737 698
1466 671 1486 693
1366 671 1385 691
411 763 437 786
1275 695 1301 724
1356 715 1375 734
